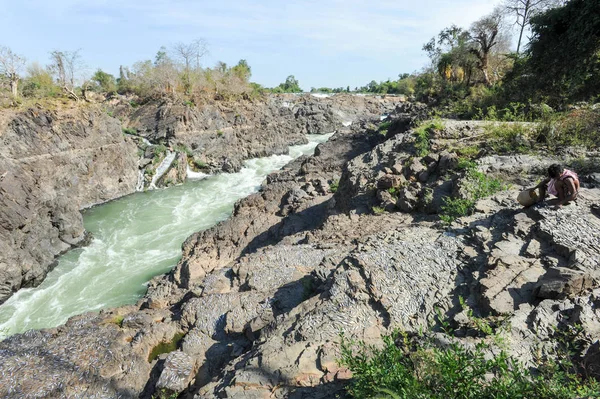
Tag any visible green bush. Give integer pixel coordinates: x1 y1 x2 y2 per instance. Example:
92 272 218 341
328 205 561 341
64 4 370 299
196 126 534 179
440 162 505 224
330 181 339 193
536 108 600 149
153 144 168 158
484 123 532 154
372 206 386 215
413 120 444 157
122 127 137 135
173 144 193 156
339 331 599 399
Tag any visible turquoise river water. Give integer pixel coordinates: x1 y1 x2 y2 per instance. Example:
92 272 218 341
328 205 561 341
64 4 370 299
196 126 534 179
0 134 332 340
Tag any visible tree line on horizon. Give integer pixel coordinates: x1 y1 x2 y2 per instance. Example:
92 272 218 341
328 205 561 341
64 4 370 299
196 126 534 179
0 37 306 105
0 0 598 111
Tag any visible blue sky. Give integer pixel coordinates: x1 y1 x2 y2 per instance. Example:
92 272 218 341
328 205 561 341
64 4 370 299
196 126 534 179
0 0 498 89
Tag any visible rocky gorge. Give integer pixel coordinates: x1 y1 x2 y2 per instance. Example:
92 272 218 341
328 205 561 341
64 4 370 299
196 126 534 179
0 94 400 306
0 96 599 398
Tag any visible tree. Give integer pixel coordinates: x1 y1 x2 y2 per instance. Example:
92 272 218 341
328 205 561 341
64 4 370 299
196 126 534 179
91 69 116 93
0 46 26 97
49 50 83 100
172 39 208 94
281 75 302 92
503 0 561 54
525 0 600 102
231 59 251 82
469 10 507 86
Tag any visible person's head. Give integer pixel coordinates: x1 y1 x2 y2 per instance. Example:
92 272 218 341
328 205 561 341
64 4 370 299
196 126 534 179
548 164 563 179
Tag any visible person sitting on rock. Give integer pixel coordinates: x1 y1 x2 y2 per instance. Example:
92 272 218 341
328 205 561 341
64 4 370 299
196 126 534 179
531 163 580 208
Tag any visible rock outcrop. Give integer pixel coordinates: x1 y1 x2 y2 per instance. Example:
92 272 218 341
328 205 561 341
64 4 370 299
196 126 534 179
116 94 401 174
0 105 138 304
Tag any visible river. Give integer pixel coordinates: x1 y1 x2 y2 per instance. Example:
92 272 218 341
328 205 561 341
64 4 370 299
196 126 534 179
0 134 332 340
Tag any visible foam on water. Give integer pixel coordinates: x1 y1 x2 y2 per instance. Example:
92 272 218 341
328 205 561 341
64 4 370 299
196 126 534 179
0 133 333 340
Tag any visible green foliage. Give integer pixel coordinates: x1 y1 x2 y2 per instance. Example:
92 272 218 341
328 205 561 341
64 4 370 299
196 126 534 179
108 315 124 327
484 123 532 154
148 333 185 362
216 130 224 137
525 0 600 104
91 69 117 94
122 127 137 135
21 62 60 98
153 144 168 158
183 100 195 107
173 144 193 156
440 162 505 224
152 388 179 399
536 108 600 150
339 331 599 399
413 120 444 157
357 73 415 96
269 75 303 93
193 159 207 169
372 206 386 215
329 181 339 193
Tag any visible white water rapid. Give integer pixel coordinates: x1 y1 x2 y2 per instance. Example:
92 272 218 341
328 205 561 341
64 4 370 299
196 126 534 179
0 134 333 340
150 151 177 189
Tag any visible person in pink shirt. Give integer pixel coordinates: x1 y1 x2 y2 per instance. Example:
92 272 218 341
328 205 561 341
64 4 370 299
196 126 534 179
531 164 580 208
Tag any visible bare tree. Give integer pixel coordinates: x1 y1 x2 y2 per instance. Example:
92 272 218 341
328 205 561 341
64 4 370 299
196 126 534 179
470 10 507 86
49 49 83 100
172 39 208 94
0 46 26 97
504 0 562 54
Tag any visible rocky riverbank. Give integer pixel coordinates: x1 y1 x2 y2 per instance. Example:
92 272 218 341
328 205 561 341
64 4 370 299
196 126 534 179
1 100 599 398
0 94 401 305
0 105 139 304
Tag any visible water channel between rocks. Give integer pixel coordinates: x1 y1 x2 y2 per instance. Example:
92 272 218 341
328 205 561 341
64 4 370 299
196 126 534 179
0 134 333 340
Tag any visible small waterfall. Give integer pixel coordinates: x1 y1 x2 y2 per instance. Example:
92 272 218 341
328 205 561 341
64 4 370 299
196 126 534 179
135 169 146 192
342 121 352 127
186 165 209 180
150 151 177 189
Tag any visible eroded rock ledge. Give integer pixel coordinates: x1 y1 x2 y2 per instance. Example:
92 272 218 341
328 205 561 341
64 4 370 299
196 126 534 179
1 104 599 398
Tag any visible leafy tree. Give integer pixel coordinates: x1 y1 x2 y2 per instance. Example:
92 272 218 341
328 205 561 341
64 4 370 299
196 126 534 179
91 69 116 93
21 62 57 97
231 59 251 82
0 46 26 97
526 0 600 102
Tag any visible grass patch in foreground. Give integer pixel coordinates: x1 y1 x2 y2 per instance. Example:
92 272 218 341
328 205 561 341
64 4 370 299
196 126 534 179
340 331 599 399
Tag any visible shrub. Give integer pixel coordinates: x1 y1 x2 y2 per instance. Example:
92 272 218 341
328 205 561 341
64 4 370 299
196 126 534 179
153 144 168 158
216 130 224 137
536 108 600 150
330 181 339 193
173 144 193 156
193 160 207 169
122 127 137 135
484 123 532 154
372 206 386 215
413 120 445 157
440 162 506 224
